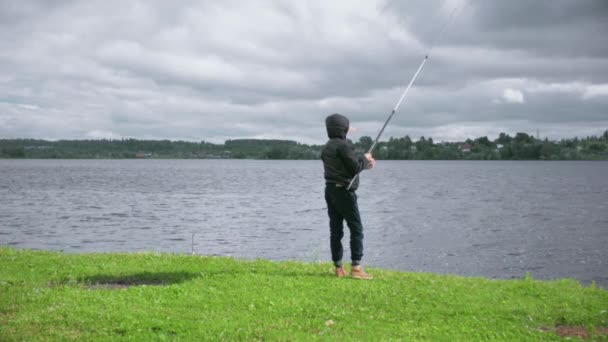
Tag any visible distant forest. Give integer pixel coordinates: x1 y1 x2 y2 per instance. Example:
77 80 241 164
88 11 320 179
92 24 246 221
1 130 608 160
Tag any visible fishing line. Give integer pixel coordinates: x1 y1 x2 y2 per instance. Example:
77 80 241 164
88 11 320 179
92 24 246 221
346 2 465 190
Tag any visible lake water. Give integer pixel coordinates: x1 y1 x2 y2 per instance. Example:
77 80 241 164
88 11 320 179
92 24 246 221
1 159 607 287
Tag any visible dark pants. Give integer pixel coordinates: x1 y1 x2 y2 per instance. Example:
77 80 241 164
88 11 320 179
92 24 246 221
325 184 364 267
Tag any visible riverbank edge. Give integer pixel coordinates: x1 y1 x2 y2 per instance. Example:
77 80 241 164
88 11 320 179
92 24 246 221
1 247 607 340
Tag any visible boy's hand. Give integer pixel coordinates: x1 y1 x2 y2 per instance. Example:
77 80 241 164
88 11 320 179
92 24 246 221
364 153 375 169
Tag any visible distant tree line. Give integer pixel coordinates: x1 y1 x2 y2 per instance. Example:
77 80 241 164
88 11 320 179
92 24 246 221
1 130 607 160
0 138 320 160
357 130 608 160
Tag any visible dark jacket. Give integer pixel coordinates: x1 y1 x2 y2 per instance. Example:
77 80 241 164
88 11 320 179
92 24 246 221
321 113 369 190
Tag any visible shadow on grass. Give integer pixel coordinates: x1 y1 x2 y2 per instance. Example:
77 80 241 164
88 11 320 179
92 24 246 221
63 266 342 290
77 271 199 289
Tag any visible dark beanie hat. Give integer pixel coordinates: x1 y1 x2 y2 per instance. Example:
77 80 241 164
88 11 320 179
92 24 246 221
325 113 349 138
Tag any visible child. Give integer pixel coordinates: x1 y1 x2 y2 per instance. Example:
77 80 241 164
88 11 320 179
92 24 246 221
321 113 375 279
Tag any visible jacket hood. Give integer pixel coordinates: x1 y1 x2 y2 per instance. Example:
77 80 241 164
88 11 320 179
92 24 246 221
325 113 349 139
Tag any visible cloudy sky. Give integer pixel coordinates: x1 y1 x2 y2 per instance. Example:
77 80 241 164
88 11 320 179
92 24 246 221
1 0 607 144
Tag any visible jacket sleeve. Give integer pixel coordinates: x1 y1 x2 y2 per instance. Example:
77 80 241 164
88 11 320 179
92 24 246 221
337 141 369 176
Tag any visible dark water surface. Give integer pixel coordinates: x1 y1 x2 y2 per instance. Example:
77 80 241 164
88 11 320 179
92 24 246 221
1 159 607 287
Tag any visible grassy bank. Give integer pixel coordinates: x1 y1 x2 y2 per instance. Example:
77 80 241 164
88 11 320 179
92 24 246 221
1 248 607 340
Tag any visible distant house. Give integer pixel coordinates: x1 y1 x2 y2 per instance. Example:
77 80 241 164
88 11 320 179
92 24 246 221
135 153 152 158
496 144 504 150
410 146 417 151
24 145 51 149
460 144 471 153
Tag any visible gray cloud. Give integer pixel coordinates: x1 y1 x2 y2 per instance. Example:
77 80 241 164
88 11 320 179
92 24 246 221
0 0 607 144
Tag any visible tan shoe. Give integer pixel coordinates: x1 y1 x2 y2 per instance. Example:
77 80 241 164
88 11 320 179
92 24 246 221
351 265 373 280
335 266 347 278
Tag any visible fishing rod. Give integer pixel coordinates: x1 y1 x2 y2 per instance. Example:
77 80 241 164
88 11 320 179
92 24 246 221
346 5 460 191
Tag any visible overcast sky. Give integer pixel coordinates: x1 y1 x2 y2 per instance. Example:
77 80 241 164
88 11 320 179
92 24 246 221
1 0 607 144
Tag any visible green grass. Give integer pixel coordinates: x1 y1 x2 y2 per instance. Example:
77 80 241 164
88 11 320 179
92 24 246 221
1 248 607 341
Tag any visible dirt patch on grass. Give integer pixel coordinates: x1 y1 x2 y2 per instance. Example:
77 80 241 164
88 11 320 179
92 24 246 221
84 277 173 289
50 271 199 289
85 282 164 290
539 326 608 339
86 283 131 290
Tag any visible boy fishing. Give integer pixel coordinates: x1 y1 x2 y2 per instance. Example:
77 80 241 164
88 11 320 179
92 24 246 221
322 113 375 279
